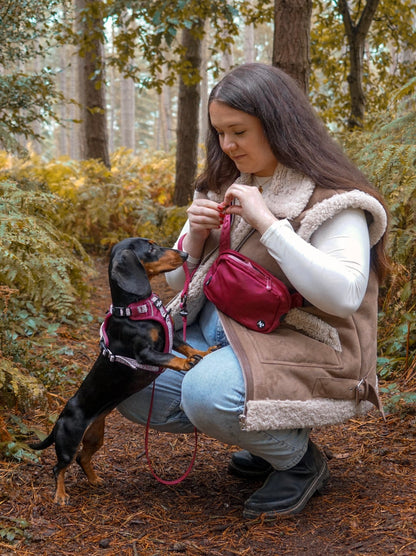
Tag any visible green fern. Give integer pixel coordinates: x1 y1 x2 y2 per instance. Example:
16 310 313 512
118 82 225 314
0 178 95 439
342 92 416 380
0 149 185 253
0 180 92 317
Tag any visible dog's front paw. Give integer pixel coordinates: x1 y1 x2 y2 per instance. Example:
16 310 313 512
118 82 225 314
184 354 203 369
206 345 220 354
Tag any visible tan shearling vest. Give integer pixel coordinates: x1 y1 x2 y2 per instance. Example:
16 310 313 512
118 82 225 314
166 165 388 431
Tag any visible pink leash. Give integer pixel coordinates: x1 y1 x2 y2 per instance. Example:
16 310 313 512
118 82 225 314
179 235 193 342
144 385 198 485
145 234 198 485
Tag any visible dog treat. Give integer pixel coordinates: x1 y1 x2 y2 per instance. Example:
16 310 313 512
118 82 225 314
218 202 231 213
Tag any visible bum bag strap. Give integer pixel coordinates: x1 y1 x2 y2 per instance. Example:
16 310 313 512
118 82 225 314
220 213 256 253
219 213 231 252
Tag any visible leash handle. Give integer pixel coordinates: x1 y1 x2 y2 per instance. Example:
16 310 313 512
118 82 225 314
145 381 198 485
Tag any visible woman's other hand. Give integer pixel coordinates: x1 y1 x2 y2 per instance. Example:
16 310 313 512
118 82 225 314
222 183 276 235
183 198 223 259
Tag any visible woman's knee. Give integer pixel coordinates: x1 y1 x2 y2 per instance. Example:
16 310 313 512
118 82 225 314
180 359 245 435
181 369 211 418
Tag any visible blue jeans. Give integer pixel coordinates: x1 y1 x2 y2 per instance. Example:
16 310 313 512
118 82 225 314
117 302 309 470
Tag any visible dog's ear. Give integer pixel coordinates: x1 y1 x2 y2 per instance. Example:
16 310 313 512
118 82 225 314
110 248 148 296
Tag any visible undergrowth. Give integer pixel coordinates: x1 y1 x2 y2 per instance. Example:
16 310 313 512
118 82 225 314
342 88 416 388
0 148 187 252
0 148 188 457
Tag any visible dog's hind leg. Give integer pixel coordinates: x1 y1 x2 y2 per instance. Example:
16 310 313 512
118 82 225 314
52 406 92 504
76 413 108 486
53 464 70 505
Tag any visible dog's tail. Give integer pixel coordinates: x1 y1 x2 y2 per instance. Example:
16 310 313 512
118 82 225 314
29 431 54 451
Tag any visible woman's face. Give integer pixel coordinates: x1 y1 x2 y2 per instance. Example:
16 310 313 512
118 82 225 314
209 100 278 177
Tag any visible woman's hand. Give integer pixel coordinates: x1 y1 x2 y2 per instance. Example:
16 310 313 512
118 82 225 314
222 184 277 235
183 198 223 259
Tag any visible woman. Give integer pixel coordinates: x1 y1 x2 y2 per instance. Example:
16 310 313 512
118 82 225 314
118 63 389 519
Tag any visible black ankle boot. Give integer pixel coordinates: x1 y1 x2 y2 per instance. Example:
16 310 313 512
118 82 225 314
243 440 330 519
228 450 273 480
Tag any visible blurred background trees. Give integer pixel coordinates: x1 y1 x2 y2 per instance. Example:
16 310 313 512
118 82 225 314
2 0 415 197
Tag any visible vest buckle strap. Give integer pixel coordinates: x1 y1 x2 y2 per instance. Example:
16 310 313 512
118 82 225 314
355 377 370 405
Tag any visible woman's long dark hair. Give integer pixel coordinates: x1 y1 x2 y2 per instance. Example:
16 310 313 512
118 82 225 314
195 63 389 280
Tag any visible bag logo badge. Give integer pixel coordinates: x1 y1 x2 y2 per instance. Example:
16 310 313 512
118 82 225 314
256 320 266 329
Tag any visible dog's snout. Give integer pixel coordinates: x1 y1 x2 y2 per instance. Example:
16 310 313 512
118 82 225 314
143 248 188 277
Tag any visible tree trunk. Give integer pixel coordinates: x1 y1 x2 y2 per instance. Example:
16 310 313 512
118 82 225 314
173 24 202 206
244 23 256 63
119 12 135 152
120 75 135 151
75 0 110 168
108 24 116 155
69 45 80 160
58 47 68 156
158 64 172 151
337 0 380 129
272 0 312 93
199 25 209 159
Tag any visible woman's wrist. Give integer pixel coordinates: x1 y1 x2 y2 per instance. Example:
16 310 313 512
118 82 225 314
255 212 278 236
181 230 207 261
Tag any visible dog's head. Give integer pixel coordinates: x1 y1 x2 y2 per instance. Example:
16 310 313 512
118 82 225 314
109 238 188 300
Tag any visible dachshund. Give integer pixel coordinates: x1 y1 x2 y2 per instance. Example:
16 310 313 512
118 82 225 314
30 237 216 505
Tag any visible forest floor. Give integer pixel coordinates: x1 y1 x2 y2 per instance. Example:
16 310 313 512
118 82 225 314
1 256 415 556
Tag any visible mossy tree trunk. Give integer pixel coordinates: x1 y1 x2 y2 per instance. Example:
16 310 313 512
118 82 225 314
173 23 203 207
337 0 380 129
272 0 313 93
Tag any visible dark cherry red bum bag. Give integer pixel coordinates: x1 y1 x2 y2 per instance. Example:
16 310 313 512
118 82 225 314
203 214 302 333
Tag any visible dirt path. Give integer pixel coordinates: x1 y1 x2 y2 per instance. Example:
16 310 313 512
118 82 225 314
1 258 415 555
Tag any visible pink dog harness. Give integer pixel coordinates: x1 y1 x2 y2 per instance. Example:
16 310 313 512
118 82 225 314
100 293 174 373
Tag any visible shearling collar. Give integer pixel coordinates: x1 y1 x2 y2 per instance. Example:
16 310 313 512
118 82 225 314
297 189 387 247
239 165 316 220
206 165 316 251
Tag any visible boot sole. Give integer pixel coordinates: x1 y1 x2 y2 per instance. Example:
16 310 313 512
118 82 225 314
243 462 330 519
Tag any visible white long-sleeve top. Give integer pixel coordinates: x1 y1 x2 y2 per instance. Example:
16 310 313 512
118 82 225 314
166 207 370 319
